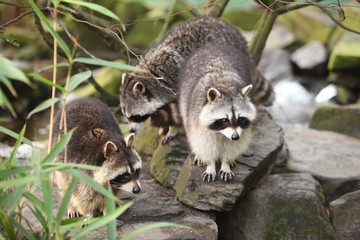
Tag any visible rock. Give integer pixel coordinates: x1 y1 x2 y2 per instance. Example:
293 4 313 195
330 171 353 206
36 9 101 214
150 133 190 187
309 104 360 139
265 23 296 49
267 80 315 126
173 109 284 211
291 41 328 76
330 190 360 239
258 48 293 82
217 173 337 240
285 127 360 196
133 119 160 157
328 33 360 72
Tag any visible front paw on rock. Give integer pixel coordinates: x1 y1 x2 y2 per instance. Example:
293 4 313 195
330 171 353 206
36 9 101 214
219 169 234 182
202 170 216 182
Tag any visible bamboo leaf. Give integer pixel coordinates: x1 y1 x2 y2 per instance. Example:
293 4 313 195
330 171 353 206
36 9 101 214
39 62 69 71
43 162 103 172
120 222 192 240
0 74 17 97
0 186 26 213
0 209 16 240
0 176 38 189
74 58 143 72
0 56 30 85
29 0 72 60
0 88 16 117
27 98 61 120
56 177 78 222
31 73 66 93
42 130 74 164
9 216 37 240
7 124 26 165
71 202 133 240
0 126 33 146
0 166 31 178
23 192 46 214
60 0 121 22
106 187 116 240
62 168 119 203
67 70 92 93
27 205 48 231
41 178 53 233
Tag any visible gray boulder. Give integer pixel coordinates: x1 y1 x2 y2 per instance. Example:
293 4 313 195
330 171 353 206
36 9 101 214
285 127 360 196
330 190 360 240
258 48 293 82
173 109 284 211
217 173 337 240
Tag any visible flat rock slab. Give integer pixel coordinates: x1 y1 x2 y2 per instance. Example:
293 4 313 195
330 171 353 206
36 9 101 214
285 127 360 195
173 109 284 211
217 173 337 240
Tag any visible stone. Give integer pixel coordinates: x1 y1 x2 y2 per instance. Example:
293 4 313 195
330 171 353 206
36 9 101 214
328 33 360 72
330 190 360 239
267 80 315 127
285 127 360 196
217 173 337 240
265 23 295 49
173 109 284 211
291 41 328 76
309 104 360 139
258 48 293 82
133 119 160 157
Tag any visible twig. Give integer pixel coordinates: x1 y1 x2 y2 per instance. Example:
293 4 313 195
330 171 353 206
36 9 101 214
205 0 229 17
0 0 32 8
0 10 34 29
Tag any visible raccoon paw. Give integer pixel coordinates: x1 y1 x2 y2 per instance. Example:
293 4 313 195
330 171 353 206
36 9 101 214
193 157 204 167
161 135 174 145
219 169 234 182
67 210 82 219
202 170 216 182
116 219 124 227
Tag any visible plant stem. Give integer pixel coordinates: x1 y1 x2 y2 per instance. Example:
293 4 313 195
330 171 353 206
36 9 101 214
205 0 229 17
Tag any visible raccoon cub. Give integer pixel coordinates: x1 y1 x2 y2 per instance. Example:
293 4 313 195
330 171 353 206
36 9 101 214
179 45 258 182
120 16 262 144
52 98 142 220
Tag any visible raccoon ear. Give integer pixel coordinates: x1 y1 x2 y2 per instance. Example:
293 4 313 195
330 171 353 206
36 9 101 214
241 84 253 97
124 133 135 148
207 88 222 102
133 82 145 95
122 73 127 84
104 141 118 158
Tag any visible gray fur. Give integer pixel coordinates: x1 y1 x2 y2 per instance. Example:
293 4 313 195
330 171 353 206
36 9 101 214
178 45 257 182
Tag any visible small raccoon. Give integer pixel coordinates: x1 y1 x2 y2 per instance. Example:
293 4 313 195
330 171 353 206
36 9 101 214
179 45 258 182
52 98 142 219
120 16 269 144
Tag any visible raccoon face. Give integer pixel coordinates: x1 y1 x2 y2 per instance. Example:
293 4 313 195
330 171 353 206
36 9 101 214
95 133 142 194
199 85 256 141
120 73 164 132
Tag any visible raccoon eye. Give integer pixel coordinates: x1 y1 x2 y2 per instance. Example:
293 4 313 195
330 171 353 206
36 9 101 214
209 118 229 130
129 114 150 123
119 173 131 183
238 117 250 128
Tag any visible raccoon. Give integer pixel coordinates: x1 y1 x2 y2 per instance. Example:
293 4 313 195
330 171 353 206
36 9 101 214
178 45 258 182
52 98 142 220
120 16 272 144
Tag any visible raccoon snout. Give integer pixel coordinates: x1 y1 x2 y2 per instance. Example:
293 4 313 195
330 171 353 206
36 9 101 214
133 186 141 194
231 132 240 141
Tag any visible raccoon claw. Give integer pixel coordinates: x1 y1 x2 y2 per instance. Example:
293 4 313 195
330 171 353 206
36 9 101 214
67 210 81 219
193 157 203 167
161 135 174 145
202 171 216 182
219 169 234 182
116 219 124 227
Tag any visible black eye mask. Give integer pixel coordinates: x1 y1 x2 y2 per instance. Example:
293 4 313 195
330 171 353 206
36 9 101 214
128 114 150 123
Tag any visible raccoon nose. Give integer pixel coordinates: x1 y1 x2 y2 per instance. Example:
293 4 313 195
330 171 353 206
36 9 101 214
129 128 137 133
231 132 240 141
132 186 141 194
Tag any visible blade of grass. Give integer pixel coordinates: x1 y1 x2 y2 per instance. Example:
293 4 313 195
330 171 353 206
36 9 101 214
67 70 92 93
23 192 46 214
29 0 72 60
7 124 26 165
0 74 17 97
62 168 119 203
106 187 116 240
0 209 16 240
9 216 37 240
56 177 78 222
27 204 48 232
41 130 74 164
39 62 69 71
0 166 31 178
0 56 31 85
74 58 143 72
71 201 133 240
120 222 192 240
30 73 66 94
0 88 16 117
0 176 38 189
27 98 61 120
0 186 26 213
0 126 32 146
43 162 103 172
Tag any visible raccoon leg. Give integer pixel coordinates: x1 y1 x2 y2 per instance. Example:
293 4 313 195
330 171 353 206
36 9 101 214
161 125 179 145
192 155 204 167
67 206 82 218
202 162 216 182
219 161 234 182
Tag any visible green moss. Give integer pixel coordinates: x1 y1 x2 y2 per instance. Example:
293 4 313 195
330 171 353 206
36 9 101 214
150 143 176 187
328 34 360 71
133 120 160 156
222 10 264 31
264 217 288 240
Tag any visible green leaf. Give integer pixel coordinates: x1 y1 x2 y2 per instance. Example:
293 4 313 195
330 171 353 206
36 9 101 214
27 204 48 231
67 70 92 93
7 124 26 165
27 98 61 120
43 162 103 172
74 58 143 72
42 130 74 164
0 74 17 97
9 216 37 240
0 88 16 117
0 126 33 146
0 56 30 85
38 62 69 71
62 168 119 203
60 0 121 22
0 166 31 178
0 186 26 213
106 188 116 240
71 202 133 240
23 192 46 214
56 177 78 222
0 209 16 240
29 0 72 60
41 178 53 233
31 73 66 94
0 176 38 189
120 222 192 240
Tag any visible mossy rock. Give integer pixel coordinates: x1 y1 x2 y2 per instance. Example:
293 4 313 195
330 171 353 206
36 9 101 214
132 120 160 157
335 85 359 105
309 105 360 139
222 9 263 31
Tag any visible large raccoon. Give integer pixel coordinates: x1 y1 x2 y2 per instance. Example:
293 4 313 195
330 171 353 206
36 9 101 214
179 45 258 182
120 16 273 144
52 98 142 220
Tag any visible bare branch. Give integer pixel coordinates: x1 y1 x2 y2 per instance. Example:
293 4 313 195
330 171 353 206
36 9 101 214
205 0 229 17
0 0 32 8
0 10 34 29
